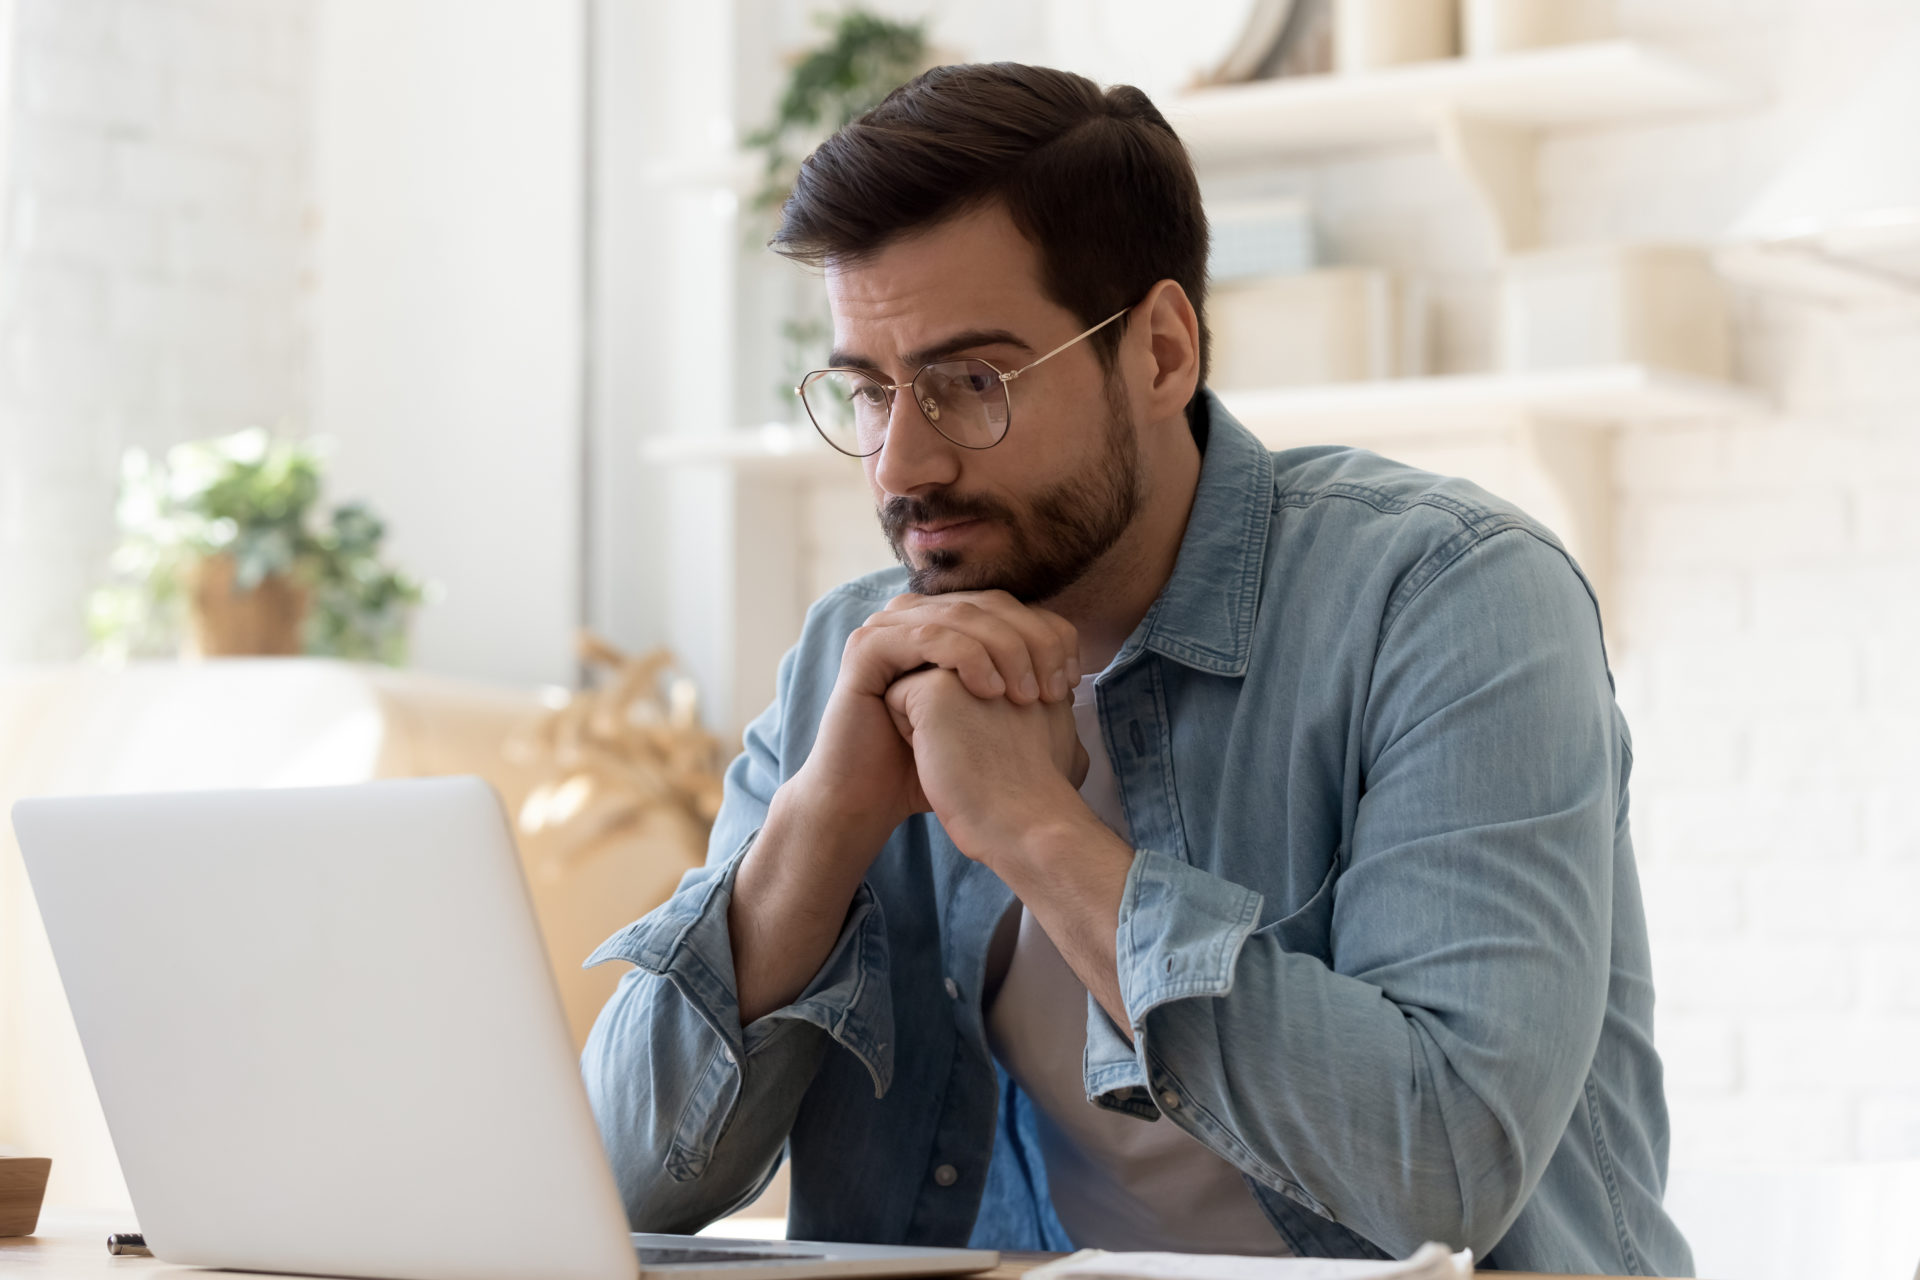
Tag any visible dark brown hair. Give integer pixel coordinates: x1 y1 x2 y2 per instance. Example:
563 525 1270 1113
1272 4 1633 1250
773 62 1210 421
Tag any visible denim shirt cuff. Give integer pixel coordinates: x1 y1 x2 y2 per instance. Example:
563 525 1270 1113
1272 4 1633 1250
1082 993 1158 1119
583 828 896 1098
1115 848 1264 1027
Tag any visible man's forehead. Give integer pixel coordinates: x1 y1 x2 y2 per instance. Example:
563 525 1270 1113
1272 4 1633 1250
823 205 1053 354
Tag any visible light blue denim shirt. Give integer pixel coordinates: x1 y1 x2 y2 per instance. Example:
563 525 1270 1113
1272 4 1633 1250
581 392 1692 1275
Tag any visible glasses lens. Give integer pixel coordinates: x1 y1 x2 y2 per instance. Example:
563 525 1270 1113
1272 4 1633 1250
914 360 1008 448
800 370 889 457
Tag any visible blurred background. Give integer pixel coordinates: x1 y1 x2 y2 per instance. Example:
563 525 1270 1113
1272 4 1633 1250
1 0 1917 1274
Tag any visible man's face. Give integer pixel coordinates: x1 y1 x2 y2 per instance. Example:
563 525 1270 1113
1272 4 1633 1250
824 203 1141 602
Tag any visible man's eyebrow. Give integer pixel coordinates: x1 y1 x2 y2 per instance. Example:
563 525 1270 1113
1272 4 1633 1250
829 328 1034 373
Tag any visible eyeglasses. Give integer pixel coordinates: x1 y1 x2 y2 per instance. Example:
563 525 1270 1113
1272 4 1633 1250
796 307 1131 459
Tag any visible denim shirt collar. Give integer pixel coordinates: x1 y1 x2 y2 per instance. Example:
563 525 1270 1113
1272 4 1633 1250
1114 391 1274 678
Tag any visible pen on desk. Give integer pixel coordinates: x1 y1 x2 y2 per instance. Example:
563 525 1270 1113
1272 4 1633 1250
107 1232 150 1257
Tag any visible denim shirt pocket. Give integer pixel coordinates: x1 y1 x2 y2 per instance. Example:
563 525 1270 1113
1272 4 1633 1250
1260 852 1339 965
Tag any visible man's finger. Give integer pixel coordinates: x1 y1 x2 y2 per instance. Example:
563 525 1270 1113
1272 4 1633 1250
868 592 1077 703
845 620 1007 700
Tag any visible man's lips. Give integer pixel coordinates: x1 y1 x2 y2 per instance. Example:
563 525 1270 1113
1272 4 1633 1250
905 517 987 549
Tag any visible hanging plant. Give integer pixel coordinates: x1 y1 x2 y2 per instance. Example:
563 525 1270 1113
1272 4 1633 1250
742 10 930 416
742 10 930 213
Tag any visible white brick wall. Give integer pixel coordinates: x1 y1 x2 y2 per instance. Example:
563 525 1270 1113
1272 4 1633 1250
0 0 313 662
1606 284 1920 1166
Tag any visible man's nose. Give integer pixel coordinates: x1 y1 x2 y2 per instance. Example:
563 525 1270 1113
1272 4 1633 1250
871 383 960 496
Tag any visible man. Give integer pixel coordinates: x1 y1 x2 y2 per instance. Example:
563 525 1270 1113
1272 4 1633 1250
582 63 1691 1275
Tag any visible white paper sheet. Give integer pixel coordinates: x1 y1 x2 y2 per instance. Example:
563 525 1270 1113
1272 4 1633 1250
1024 1241 1473 1280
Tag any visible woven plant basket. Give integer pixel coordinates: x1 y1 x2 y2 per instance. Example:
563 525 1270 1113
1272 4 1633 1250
184 554 309 657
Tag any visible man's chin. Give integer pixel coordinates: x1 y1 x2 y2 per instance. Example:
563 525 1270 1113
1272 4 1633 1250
905 551 1002 596
902 551 1088 604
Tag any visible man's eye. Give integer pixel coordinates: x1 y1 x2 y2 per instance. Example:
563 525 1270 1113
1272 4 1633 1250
854 385 888 406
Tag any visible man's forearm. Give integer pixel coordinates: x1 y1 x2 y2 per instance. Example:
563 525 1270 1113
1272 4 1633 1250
729 783 887 1025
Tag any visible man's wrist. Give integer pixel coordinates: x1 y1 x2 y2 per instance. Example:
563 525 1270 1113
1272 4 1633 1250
754 778 887 907
979 798 1131 887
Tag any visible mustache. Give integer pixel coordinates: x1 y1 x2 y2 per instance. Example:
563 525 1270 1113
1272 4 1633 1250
878 489 1014 542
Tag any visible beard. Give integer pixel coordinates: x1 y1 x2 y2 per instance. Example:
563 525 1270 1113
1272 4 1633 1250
877 379 1142 603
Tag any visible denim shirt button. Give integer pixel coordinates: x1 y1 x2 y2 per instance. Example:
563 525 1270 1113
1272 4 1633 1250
943 977 959 999
1160 1090 1181 1111
933 1163 959 1187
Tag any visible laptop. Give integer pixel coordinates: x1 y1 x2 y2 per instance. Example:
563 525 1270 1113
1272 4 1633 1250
13 776 999 1280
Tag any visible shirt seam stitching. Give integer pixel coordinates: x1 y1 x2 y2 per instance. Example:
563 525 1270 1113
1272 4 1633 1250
1585 1074 1642 1275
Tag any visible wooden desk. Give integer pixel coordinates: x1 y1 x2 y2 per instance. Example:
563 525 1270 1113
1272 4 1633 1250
2 1211 1624 1280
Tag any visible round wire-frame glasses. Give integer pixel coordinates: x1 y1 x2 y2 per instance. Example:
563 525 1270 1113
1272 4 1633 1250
796 306 1131 459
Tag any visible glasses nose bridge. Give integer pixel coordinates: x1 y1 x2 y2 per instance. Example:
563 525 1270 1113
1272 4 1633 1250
871 366 949 439
879 371 923 439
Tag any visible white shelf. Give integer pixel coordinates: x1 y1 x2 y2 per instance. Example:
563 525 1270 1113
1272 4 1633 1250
1220 363 1765 445
1716 238 1920 309
642 423 857 479
1168 40 1746 164
1170 41 1750 250
640 366 1765 475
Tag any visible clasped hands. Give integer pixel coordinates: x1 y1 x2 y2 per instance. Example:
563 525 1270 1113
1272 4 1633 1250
801 589 1094 870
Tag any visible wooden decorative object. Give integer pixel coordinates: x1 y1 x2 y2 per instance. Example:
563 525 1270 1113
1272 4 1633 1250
0 1157 51 1237
185 554 309 657
506 633 729 879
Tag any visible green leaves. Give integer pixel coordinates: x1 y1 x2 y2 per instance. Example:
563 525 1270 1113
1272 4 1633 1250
89 430 427 665
303 502 426 665
743 9 928 211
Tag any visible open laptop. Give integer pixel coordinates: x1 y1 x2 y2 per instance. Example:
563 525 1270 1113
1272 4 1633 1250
13 777 999 1280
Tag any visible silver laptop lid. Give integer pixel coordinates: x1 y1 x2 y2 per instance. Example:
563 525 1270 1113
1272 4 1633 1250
13 777 639 1280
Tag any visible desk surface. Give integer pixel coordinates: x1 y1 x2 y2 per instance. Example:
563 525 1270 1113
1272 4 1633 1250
3 1212 1634 1280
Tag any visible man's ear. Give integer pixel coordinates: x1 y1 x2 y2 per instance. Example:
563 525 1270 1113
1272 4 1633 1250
1132 278 1201 425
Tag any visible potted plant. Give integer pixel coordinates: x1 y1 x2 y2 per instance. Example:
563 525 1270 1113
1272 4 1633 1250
89 429 427 664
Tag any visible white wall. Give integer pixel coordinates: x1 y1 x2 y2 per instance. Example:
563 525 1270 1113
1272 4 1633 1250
0 0 316 1211
0 0 589 687
587 0 749 726
1543 0 1920 1170
309 0 583 689
0 0 313 663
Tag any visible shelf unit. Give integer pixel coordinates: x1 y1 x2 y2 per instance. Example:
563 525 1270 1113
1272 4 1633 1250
1169 40 1748 250
642 423 854 478
642 364 1764 473
641 40 1766 725
641 364 1770 636
1221 363 1764 442
1171 40 1744 158
634 41 1750 249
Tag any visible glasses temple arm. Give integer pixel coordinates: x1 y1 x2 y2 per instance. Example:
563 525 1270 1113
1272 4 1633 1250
1000 307 1132 382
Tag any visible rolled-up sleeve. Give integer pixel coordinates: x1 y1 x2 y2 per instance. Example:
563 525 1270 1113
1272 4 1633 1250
1082 851 1264 1117
579 630 896 1233
1095 530 1619 1259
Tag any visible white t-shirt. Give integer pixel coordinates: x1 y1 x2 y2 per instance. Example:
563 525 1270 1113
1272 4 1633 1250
982 675 1291 1254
